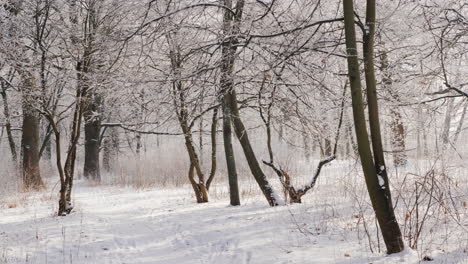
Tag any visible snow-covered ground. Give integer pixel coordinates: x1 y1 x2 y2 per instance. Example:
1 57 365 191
1 163 467 264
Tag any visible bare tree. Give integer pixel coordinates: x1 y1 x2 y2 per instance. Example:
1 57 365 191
343 0 404 254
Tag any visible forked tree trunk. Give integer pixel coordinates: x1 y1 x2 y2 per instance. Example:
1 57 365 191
218 0 278 207
343 0 404 254
166 31 210 204
229 88 279 206
181 123 209 203
60 85 86 215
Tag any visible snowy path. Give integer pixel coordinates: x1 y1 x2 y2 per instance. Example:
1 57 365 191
0 182 457 263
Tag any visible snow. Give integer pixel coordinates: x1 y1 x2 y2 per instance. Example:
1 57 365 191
1 169 467 264
377 175 385 187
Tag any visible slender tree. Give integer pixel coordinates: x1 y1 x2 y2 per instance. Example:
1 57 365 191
219 0 241 206
0 70 18 164
343 0 404 254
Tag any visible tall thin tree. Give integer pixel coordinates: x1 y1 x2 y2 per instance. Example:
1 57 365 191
343 0 404 254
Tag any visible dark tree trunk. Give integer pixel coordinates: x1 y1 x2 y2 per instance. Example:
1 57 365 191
219 0 279 207
343 0 404 254
219 0 241 206
229 88 279 206
83 94 101 181
206 107 218 190
21 76 43 189
222 94 240 206
21 109 43 189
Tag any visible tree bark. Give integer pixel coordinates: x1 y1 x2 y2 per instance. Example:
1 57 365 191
206 108 218 190
379 49 407 166
229 88 279 206
441 97 454 149
1 78 18 164
343 0 404 254
83 94 102 181
21 74 43 189
222 93 240 205
103 126 119 173
166 31 209 203
219 0 241 206
219 0 279 207
40 125 52 161
389 109 407 166
452 101 468 146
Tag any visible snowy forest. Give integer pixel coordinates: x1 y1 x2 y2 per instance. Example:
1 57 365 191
1 0 467 263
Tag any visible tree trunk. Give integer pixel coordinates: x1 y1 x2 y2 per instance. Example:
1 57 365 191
323 137 332 157
206 108 218 190
389 109 407 166
379 49 407 166
1 79 18 164
61 87 85 215
181 122 209 203
219 0 241 206
343 0 404 254
302 126 311 160
103 126 119 173
219 0 278 207
102 137 111 173
21 75 43 189
41 126 52 161
222 93 240 206
229 88 279 206
166 31 209 203
441 97 454 149
452 101 468 146
83 94 101 181
135 89 144 157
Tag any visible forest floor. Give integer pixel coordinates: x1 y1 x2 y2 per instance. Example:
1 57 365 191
0 171 467 264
